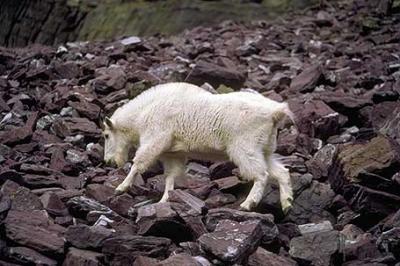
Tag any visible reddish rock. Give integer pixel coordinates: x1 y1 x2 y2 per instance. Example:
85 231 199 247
7 246 57 266
289 99 340 140
0 112 38 146
248 247 297 266
102 235 171 264
40 193 68 216
66 224 114 250
85 183 114 203
4 210 65 255
290 65 324 93
63 247 104 266
186 61 246 90
205 208 278 244
51 117 101 139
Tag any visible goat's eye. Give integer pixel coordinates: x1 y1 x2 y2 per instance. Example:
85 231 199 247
104 134 109 139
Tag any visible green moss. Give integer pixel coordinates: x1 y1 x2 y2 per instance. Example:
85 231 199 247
77 0 318 42
216 84 235 94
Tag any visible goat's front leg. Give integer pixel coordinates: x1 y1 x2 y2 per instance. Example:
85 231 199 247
115 134 172 194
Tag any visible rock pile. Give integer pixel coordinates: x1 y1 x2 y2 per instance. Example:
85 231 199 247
0 0 400 265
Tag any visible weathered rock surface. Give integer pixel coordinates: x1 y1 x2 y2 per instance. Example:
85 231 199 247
289 230 341 266
0 1 399 265
199 219 263 263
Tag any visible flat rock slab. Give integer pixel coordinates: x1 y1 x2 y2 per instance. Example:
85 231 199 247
285 181 336 225
4 210 65 255
290 64 324 93
199 219 263 264
205 207 278 243
63 247 104 266
7 246 57 266
289 230 341 266
66 224 114 250
102 235 171 264
248 247 297 266
186 61 246 90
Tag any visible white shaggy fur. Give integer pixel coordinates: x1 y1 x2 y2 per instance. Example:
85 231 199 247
103 82 294 212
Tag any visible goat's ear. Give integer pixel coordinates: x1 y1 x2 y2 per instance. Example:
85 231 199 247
104 117 114 130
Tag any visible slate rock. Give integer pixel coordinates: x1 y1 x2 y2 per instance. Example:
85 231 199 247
199 219 263 264
209 161 236 179
0 112 38 146
377 228 400 259
133 256 159 266
306 144 337 180
289 230 341 266
66 224 114 250
285 181 336 224
67 196 115 219
108 193 135 217
21 174 62 189
0 192 11 221
51 117 101 139
7 246 57 266
298 220 334 235
102 235 171 264
4 210 65 255
186 61 246 90
290 65 324 93
86 183 114 203
63 247 104 266
343 233 382 262
289 99 340 140
169 189 207 217
134 202 192 241
9 186 44 211
158 253 203 266
204 208 278 243
248 247 297 266
40 192 68 216
359 101 400 144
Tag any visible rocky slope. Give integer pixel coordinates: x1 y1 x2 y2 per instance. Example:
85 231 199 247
0 0 319 47
0 0 400 265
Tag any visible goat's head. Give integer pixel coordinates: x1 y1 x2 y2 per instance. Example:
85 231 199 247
102 117 130 168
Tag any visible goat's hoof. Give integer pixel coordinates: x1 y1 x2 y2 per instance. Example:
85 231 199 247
115 185 128 195
239 202 252 211
281 197 293 214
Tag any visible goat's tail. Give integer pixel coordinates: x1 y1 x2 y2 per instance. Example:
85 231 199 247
272 103 296 128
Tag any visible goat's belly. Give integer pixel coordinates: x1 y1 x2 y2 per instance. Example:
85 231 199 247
166 140 228 161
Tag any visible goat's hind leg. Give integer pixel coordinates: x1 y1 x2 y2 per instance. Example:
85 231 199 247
159 155 186 203
267 155 293 214
228 145 269 211
115 134 172 194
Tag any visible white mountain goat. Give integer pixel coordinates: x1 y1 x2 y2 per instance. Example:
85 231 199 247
103 82 294 212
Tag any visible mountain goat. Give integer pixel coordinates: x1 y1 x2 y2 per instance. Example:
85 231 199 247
103 82 294 212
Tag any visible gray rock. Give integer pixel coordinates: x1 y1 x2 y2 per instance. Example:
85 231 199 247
248 247 297 266
66 224 114 250
7 246 57 266
4 210 65 255
102 235 171 264
205 208 278 244
289 230 341 266
199 219 263 263
63 247 104 266
298 220 333 235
